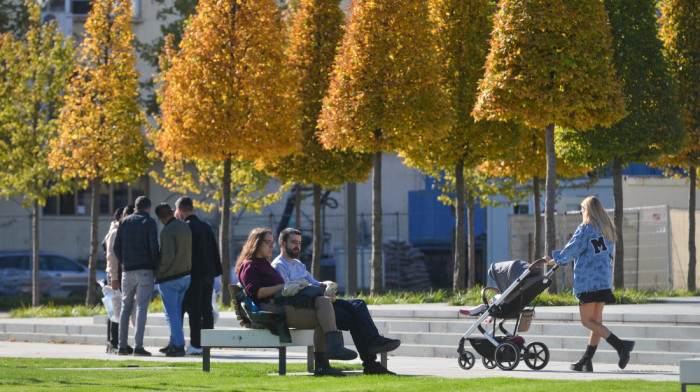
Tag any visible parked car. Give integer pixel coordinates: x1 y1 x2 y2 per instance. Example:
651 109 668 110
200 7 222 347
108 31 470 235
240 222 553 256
0 252 107 297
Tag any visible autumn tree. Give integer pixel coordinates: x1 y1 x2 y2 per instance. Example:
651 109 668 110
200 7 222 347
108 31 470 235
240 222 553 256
265 0 372 279
558 0 684 288
0 1 75 306
479 127 590 268
473 0 627 271
398 0 501 290
658 0 700 290
48 0 148 306
318 0 450 294
156 0 300 305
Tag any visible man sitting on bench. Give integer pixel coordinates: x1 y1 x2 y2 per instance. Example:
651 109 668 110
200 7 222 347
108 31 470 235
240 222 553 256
272 228 401 375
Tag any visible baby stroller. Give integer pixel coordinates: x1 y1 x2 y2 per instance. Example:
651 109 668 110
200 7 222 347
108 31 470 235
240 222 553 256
456 258 559 371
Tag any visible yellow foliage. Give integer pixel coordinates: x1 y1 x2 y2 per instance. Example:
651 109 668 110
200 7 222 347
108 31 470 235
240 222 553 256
48 0 147 185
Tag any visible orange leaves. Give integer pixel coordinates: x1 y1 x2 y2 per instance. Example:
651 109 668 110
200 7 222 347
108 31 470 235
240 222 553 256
157 0 300 165
48 0 147 185
318 0 451 154
473 0 626 131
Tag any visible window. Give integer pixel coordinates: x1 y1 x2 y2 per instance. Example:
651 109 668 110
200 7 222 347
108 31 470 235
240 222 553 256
43 176 148 216
70 0 140 17
0 256 24 269
513 204 529 215
49 256 84 272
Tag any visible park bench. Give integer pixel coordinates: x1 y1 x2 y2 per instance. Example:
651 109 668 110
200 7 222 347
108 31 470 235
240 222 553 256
201 284 387 375
680 358 700 392
201 284 314 375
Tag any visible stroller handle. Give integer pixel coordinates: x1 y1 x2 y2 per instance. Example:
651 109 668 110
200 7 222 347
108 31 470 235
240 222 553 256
530 258 560 272
530 258 547 270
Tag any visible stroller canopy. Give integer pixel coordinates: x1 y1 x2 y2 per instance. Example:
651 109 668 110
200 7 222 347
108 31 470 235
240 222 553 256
488 260 530 292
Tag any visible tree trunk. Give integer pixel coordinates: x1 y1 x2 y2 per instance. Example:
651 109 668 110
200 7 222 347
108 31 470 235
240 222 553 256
371 151 383 294
345 182 358 294
533 176 543 265
220 157 232 307
613 156 625 289
544 123 557 292
467 195 476 289
311 184 322 280
31 201 40 307
453 160 466 291
689 165 697 291
86 177 100 306
294 183 302 230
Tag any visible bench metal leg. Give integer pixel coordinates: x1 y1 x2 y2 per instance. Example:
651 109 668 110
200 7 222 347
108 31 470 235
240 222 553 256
307 346 314 373
279 347 286 375
380 350 387 368
203 347 211 372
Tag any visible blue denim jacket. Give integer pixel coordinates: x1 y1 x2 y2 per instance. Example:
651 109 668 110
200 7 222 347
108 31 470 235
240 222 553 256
552 222 614 295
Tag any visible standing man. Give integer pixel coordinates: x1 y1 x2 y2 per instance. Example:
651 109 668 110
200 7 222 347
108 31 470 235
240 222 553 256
175 196 223 355
272 228 401 375
114 196 158 356
155 203 192 357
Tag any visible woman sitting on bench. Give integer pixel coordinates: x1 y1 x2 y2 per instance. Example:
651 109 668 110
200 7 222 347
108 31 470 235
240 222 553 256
235 227 357 376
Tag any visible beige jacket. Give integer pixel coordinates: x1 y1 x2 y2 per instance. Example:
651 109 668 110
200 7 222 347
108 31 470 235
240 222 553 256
104 220 120 282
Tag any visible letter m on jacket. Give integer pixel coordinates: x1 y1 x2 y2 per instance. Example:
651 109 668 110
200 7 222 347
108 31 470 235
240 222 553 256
591 236 607 254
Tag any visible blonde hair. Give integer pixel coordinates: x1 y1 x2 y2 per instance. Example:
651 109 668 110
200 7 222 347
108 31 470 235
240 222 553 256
581 196 616 242
234 228 273 276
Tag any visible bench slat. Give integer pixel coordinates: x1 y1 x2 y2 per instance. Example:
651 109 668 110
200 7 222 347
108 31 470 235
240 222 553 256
202 328 314 348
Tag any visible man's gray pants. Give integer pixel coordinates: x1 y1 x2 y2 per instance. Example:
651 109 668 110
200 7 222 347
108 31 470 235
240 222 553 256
119 269 154 350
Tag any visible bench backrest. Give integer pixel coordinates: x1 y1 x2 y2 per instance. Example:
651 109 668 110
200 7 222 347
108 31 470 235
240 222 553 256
229 283 285 330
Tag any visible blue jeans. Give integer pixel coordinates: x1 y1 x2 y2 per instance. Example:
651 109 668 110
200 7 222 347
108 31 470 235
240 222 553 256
120 269 154 349
159 275 191 347
333 298 379 364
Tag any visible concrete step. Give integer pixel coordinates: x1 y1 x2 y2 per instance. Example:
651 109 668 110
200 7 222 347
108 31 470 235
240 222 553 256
1 303 699 366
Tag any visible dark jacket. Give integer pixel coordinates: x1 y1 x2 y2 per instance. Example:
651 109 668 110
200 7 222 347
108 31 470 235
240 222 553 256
114 210 159 271
185 215 223 278
156 217 192 284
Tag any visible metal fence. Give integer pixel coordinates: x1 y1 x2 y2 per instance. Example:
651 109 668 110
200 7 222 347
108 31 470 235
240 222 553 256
509 205 672 291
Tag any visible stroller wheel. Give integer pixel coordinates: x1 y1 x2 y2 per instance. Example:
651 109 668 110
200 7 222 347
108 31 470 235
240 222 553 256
495 341 520 371
524 342 550 370
482 356 497 369
458 351 475 370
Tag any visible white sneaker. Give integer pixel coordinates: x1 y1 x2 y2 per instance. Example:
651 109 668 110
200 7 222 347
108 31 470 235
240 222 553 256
185 345 203 355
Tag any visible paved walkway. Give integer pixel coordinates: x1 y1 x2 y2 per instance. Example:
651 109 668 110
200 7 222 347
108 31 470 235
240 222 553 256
2 297 697 384
0 340 680 382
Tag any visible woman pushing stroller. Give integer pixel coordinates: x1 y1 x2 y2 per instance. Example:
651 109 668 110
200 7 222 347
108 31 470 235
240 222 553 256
545 195 635 372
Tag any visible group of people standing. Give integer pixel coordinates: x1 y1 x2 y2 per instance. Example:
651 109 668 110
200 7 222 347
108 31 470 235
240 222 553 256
103 195 222 357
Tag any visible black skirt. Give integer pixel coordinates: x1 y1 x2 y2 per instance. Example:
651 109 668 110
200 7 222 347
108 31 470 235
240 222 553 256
576 289 616 305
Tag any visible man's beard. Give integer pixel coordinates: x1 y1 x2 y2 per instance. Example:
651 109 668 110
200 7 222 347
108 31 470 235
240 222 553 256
285 244 300 258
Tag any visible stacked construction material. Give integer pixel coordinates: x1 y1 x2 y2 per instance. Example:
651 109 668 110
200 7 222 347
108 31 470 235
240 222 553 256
383 238 431 290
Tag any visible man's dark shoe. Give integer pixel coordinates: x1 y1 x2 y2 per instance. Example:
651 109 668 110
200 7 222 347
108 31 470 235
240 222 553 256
617 340 635 369
126 345 134 355
159 344 171 354
117 347 130 356
165 345 186 357
133 347 152 357
363 361 396 375
368 335 401 355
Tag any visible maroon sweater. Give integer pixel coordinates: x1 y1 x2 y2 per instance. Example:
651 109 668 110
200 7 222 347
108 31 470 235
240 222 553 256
238 258 284 305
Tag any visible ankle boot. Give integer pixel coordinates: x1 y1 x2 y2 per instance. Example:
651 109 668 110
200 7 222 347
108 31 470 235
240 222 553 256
606 333 635 369
324 331 358 361
314 352 345 377
570 345 596 372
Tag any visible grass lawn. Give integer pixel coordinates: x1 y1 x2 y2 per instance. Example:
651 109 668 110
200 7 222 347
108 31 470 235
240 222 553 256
0 358 677 391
